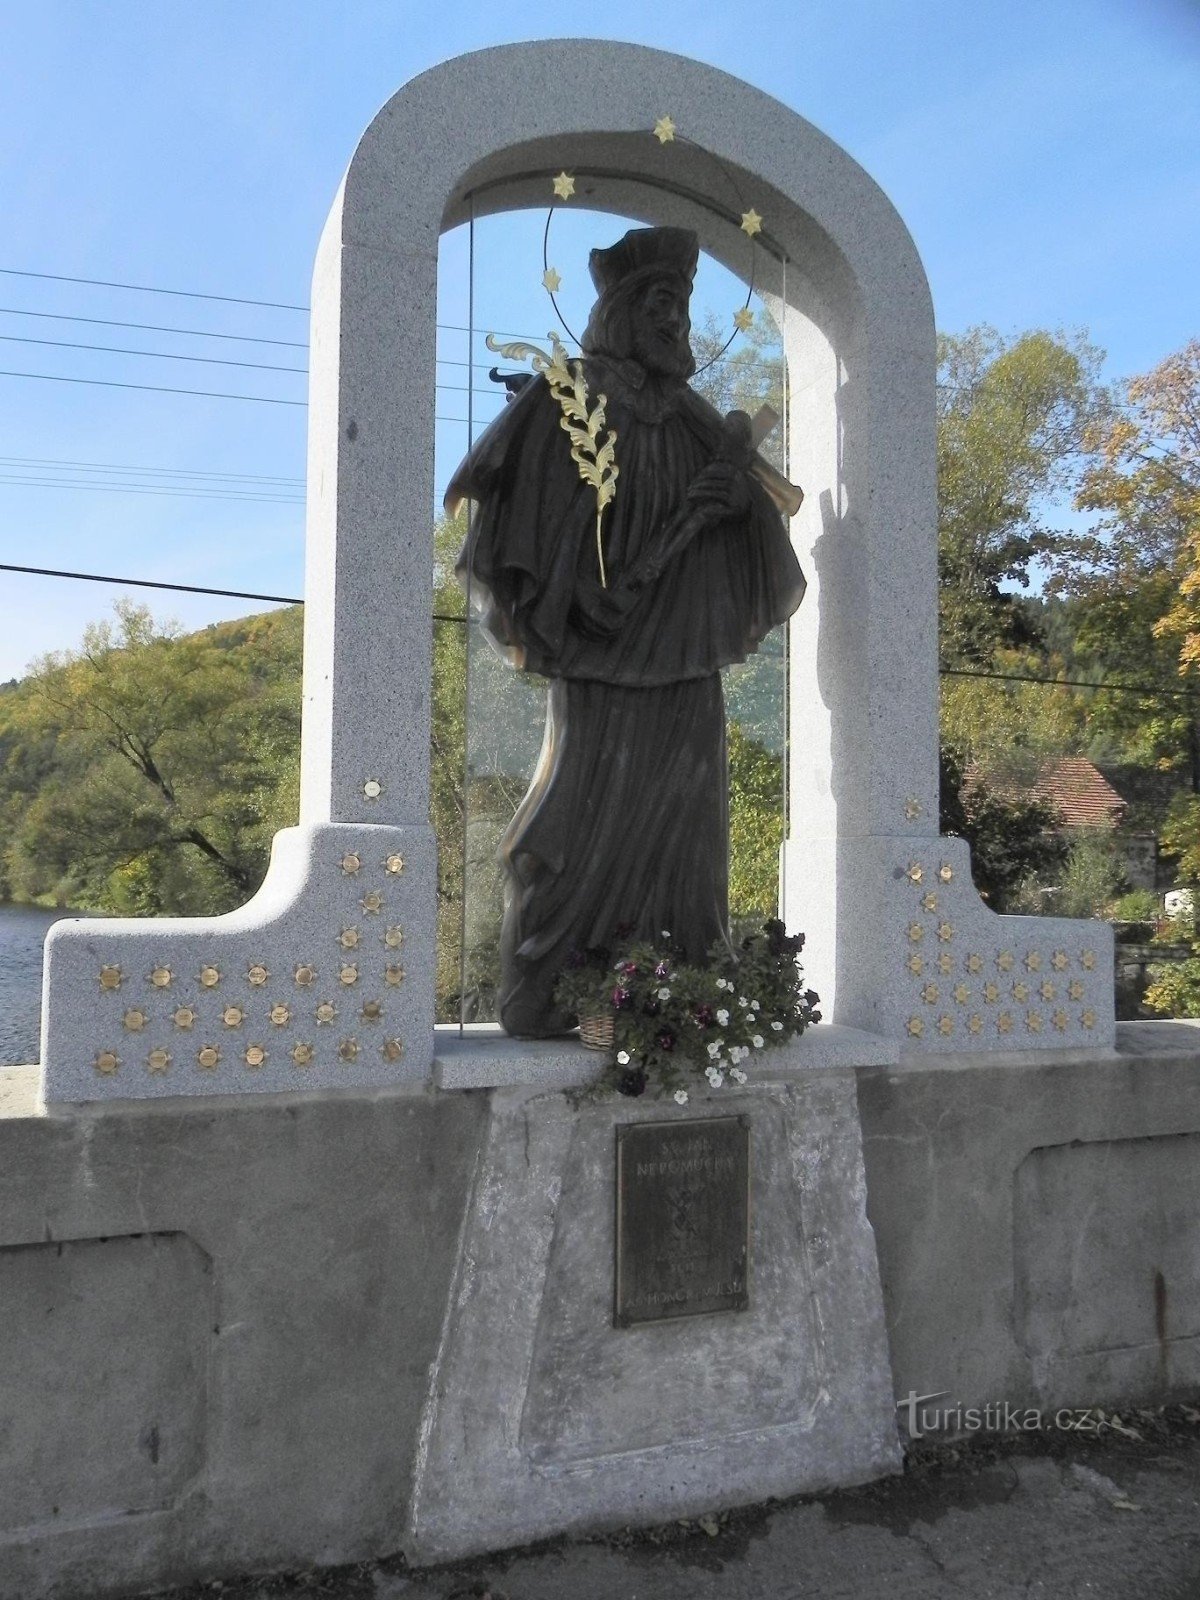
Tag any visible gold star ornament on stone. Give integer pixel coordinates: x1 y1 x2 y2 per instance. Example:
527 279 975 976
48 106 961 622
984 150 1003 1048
247 964 269 987
542 267 562 294
740 208 763 237
245 1045 266 1069
94 1049 120 1075
733 306 755 333
363 779 382 801
270 1003 291 1026
552 171 576 201
148 1048 171 1074
906 862 924 883
384 853 405 875
904 797 923 821
653 115 676 143
907 954 924 975
937 953 954 975
98 966 123 991
922 893 938 913
906 1016 924 1038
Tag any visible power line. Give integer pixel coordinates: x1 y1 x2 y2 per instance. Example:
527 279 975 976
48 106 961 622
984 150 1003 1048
0 562 301 604
0 454 304 485
941 664 1200 701
0 331 307 374
0 476 302 505
0 305 308 348
0 267 307 312
0 368 306 405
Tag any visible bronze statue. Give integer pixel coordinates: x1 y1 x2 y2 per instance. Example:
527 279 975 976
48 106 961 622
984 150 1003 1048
447 226 806 1036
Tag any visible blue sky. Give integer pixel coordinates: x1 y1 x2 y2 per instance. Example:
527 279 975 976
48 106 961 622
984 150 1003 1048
0 0 1196 681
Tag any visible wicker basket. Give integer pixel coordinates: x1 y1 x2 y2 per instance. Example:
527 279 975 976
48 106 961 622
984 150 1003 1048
578 1011 615 1051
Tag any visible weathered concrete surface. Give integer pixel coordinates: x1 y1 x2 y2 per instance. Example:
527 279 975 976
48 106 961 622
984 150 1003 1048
0 1085 487 1600
407 1070 901 1563
859 1018 1200 1422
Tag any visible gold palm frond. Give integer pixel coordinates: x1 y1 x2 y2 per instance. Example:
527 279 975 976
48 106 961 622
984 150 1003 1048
486 332 619 587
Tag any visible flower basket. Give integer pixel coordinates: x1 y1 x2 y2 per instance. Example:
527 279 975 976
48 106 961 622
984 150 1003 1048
578 1011 615 1051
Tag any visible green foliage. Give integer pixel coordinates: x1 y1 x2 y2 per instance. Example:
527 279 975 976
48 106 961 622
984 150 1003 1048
1144 957 1200 1018
937 326 1102 666
939 747 1069 911
1111 888 1161 924
0 600 302 915
728 722 783 920
1013 828 1127 920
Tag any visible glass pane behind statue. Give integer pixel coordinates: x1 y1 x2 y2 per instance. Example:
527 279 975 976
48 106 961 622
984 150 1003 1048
448 227 806 1036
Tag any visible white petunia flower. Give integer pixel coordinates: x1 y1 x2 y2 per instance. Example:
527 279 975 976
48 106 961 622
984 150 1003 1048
661 930 671 940
707 1041 721 1058
738 996 749 1008
673 1088 688 1104
709 1070 725 1087
657 986 671 1000
716 1007 730 1026
771 1020 784 1031
730 1067 748 1084
746 1014 757 1025
715 977 729 991
752 1035 765 1048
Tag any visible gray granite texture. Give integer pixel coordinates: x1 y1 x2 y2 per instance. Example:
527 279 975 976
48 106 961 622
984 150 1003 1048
406 1071 901 1563
41 823 434 1105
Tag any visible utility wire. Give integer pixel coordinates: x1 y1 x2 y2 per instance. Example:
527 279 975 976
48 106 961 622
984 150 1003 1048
940 664 1200 701
0 476 303 505
0 266 307 312
0 454 303 485
0 562 302 605
0 331 307 374
0 305 308 347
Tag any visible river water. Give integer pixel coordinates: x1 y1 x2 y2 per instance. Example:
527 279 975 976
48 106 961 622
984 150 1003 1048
0 904 80 1066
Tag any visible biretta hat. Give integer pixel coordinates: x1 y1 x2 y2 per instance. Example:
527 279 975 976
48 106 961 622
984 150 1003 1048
587 227 699 297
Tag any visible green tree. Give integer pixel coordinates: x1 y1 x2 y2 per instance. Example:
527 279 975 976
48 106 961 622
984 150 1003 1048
939 747 1068 912
938 326 1103 665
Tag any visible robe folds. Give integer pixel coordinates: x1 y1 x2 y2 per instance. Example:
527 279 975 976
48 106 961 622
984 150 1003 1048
450 356 806 1037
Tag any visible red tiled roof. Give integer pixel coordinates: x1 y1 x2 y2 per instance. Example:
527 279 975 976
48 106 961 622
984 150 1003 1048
1031 757 1127 829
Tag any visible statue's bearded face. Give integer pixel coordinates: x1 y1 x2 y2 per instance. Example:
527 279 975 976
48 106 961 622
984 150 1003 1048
628 277 693 377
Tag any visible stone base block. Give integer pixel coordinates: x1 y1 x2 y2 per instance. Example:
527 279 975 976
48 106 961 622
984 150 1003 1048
406 1071 900 1563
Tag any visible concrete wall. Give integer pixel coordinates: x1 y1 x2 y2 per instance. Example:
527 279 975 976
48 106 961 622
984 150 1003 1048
0 1079 487 1599
3 1022 1200 1595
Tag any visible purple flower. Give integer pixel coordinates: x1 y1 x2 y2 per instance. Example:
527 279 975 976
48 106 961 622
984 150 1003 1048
612 986 633 1010
654 960 671 979
694 1004 715 1027
656 1030 676 1053
617 959 639 977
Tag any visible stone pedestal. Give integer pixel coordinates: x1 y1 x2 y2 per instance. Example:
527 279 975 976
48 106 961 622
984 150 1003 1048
406 1064 900 1562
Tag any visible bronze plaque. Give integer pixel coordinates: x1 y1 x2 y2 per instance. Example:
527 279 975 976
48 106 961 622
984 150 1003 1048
614 1115 750 1327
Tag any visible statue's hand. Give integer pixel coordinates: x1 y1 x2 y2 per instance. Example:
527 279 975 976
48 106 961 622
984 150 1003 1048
685 460 751 523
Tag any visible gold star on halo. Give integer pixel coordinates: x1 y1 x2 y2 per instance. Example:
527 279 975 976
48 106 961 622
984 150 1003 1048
94 1049 120 1075
733 306 755 333
740 208 763 237
552 171 576 201
906 1016 924 1037
542 267 562 293
244 1045 266 1069
653 115 676 144
907 954 924 975
147 1048 171 1074
937 952 954 975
